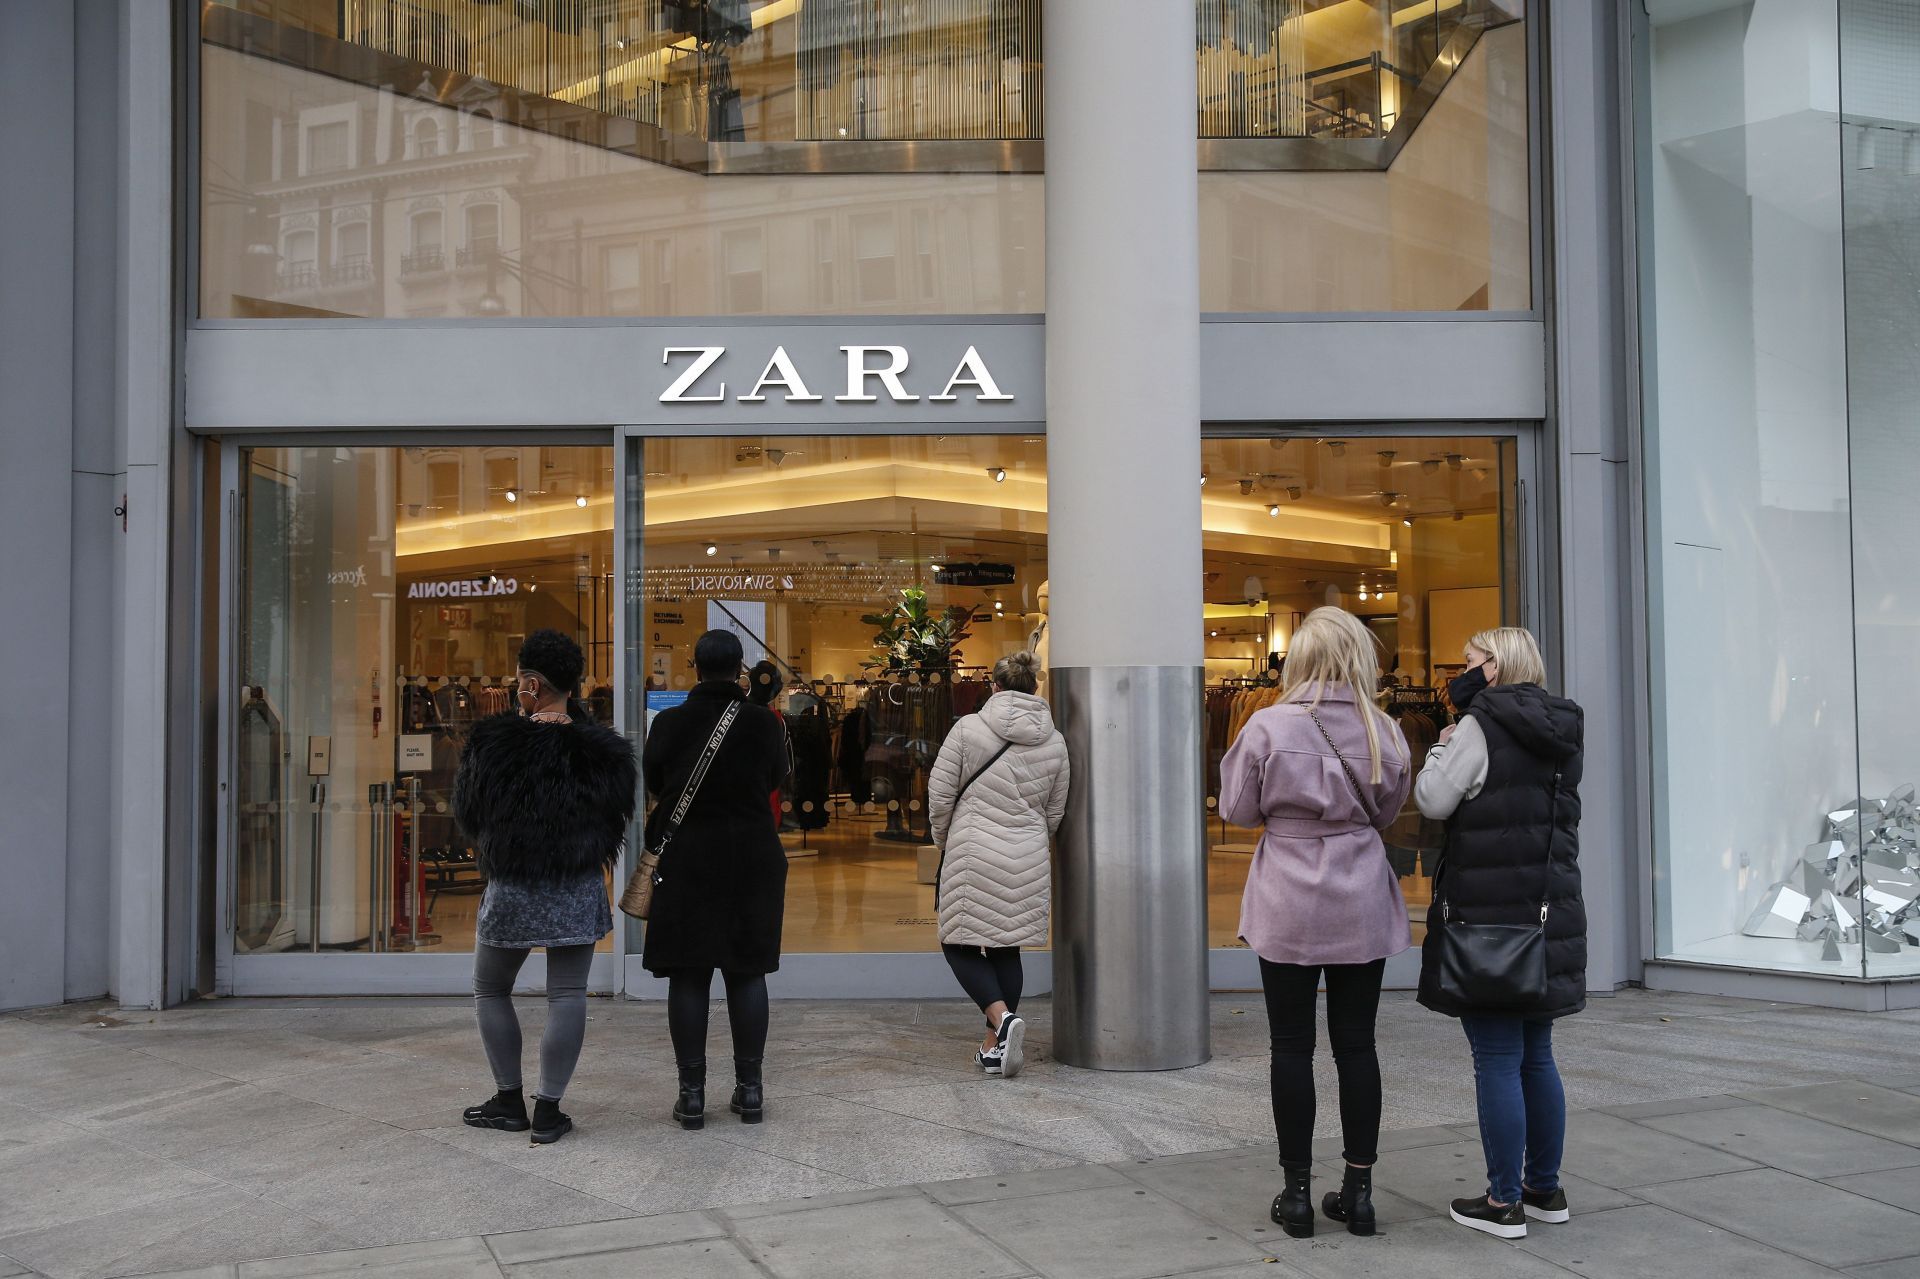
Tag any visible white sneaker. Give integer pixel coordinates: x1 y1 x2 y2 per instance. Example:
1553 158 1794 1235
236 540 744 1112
995 1013 1026 1079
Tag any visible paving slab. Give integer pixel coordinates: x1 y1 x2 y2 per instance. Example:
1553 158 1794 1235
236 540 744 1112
497 1237 762 1279
1640 1105 1920 1181
0 1185 349 1279
1340 1139 1639 1216
1592 1094 1746 1121
1823 1163 1920 1214
1735 1082 1920 1147
1554 1110 1761 1189
0 1133 225 1238
1269 1215 1580 1278
237 1236 503 1277
921 1162 1133 1207
703 1093 1076 1186
951 1183 1260 1279
729 1195 1025 1279
1513 1204 1841 1279
1643 1168 1920 1270
1846 1258 1920 1279
482 1213 726 1266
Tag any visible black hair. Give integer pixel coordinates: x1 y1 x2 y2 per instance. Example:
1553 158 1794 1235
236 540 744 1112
694 629 745 681
747 659 781 705
517 628 585 694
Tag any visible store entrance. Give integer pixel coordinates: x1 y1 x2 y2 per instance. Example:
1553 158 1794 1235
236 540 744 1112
224 443 621 994
1200 431 1527 987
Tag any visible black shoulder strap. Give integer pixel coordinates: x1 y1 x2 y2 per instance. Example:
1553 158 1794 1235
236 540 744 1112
655 701 739 851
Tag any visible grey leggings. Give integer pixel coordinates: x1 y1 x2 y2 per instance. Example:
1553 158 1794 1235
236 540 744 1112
473 942 596 1102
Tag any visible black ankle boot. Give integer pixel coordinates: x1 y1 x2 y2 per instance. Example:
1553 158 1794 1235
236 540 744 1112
673 1061 706 1131
730 1057 764 1124
1271 1163 1314 1238
461 1086 529 1132
530 1096 573 1145
1321 1163 1376 1236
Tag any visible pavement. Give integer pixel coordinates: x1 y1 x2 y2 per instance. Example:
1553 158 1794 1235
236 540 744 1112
1 990 1918 1278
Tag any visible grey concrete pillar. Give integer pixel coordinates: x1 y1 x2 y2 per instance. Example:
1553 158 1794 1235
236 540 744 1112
1044 0 1208 1069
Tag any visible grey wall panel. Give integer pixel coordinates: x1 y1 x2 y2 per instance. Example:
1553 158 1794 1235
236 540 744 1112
1200 321 1548 423
0 3 76 1011
186 320 1549 432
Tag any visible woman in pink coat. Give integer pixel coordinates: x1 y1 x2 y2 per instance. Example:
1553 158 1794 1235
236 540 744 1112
1219 606 1412 1242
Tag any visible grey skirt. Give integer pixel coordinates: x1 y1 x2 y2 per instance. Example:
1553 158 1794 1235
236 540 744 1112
476 871 613 950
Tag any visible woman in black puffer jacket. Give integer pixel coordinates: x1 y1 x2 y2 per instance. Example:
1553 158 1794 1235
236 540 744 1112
1414 626 1585 1241
454 630 635 1145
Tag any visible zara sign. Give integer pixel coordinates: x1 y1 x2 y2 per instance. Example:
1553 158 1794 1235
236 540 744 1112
660 344 1014 406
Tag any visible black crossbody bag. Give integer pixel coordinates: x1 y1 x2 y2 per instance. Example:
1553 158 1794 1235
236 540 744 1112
1429 771 1562 1010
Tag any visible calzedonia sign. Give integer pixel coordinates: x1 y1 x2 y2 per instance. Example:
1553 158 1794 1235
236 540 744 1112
407 577 519 599
660 344 1012 405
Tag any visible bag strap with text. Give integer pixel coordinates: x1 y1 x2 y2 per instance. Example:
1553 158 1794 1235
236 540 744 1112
657 701 740 851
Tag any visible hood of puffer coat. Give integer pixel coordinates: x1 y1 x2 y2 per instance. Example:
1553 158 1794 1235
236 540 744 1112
978 689 1055 746
1472 682 1582 763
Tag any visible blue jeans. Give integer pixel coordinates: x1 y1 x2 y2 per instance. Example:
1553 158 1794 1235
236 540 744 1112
1458 1015 1565 1205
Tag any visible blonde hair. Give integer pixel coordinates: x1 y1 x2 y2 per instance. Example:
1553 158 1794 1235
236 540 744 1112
1467 627 1548 688
992 650 1042 695
1281 607 1403 784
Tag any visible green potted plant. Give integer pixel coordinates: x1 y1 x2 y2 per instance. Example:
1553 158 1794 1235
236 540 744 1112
863 586 975 673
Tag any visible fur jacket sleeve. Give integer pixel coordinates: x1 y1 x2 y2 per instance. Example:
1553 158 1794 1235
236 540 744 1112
454 713 638 885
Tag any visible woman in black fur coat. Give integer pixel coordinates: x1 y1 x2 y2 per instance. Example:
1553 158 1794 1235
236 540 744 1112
454 629 635 1145
643 630 790 1129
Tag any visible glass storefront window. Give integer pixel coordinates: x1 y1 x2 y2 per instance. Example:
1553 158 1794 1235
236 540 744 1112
199 1 1530 318
235 444 616 956
198 1 1042 318
1640 0 1920 979
1200 434 1518 948
1198 1 1532 311
641 435 1046 953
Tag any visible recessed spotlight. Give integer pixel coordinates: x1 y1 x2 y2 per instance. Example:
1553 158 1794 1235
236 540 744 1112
986 467 1006 482
1359 587 1369 601
1239 478 1255 496
1447 454 1465 471
931 564 943 573
993 600 1004 612
1402 517 1413 527
1208 630 1218 638
1422 459 1441 474
704 543 718 557
575 495 588 508
505 489 518 503
1267 504 1280 517
1200 473 1208 487
1326 441 1347 457
1287 486 1302 501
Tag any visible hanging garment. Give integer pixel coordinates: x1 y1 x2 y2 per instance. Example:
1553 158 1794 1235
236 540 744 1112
836 706 872 805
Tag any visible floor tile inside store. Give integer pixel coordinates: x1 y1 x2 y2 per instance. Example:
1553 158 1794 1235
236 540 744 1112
3 992 1918 1278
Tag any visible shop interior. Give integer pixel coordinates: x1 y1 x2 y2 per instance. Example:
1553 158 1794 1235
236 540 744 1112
233 432 1515 961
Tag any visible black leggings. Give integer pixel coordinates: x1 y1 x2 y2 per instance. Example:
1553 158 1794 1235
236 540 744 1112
943 944 1023 1023
1259 957 1385 1169
666 968 769 1067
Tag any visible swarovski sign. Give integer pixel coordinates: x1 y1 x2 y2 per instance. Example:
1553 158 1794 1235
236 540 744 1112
661 344 1013 405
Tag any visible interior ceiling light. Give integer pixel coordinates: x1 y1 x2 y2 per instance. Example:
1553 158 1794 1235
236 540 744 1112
987 467 1007 482
1287 486 1303 501
704 543 718 557
1359 587 1369 601
504 489 518 503
1267 504 1280 517
1379 491 1402 507
1422 459 1441 474
1377 450 1397 467
1402 517 1414 527
575 495 588 508
1200 473 1208 487
1239 478 1256 496
1326 440 1347 457
1447 454 1465 471
930 564 943 573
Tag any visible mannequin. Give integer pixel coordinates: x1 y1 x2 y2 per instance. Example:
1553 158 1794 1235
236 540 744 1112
1028 580 1051 672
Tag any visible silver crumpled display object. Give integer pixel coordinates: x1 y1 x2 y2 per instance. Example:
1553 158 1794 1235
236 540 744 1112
1741 785 1920 961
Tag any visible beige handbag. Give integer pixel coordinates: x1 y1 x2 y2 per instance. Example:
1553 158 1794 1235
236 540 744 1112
619 702 739 920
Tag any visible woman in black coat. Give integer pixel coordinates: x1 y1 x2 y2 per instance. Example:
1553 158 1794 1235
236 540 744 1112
454 629 635 1146
1414 626 1585 1241
643 630 790 1129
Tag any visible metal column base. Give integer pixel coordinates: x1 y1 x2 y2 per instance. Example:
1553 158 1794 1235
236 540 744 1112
1051 665 1210 1070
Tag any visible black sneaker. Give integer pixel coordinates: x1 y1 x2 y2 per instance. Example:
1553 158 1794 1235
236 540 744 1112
1522 1185 1569 1224
1449 1195 1527 1239
976 1046 1005 1075
994 1012 1026 1079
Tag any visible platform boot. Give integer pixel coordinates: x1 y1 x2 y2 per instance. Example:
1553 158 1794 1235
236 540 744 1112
1271 1163 1314 1238
672 1060 706 1131
1321 1163 1376 1236
730 1057 764 1124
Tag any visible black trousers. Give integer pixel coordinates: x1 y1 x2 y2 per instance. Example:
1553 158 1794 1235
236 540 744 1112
942 944 1023 1022
1259 957 1385 1169
666 968 769 1068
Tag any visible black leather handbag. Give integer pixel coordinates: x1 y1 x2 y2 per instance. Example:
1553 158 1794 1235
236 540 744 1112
1430 773 1563 1010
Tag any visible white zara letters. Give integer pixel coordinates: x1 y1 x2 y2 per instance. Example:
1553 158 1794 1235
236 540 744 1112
660 344 1012 406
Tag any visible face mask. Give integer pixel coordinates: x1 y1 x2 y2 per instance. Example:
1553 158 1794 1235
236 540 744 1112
1448 664 1488 713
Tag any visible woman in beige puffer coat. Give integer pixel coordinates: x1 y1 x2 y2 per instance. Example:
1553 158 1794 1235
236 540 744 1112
929 650 1070 1078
